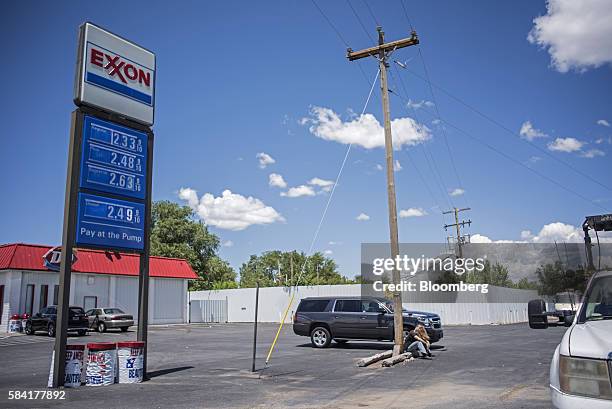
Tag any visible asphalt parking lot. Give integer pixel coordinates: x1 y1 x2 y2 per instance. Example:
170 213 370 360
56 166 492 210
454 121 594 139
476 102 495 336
0 323 566 409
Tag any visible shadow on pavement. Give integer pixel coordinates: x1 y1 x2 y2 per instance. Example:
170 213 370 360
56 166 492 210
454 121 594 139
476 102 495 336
296 342 392 351
148 366 194 378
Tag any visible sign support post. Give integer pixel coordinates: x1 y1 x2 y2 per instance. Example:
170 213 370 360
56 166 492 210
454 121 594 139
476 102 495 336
53 111 83 388
137 130 154 379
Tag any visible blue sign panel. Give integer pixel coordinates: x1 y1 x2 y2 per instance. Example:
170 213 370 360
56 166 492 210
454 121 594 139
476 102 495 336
80 115 147 200
75 193 145 251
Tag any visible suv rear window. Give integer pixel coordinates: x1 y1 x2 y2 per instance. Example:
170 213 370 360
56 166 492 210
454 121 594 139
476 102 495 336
69 307 85 315
334 300 362 312
298 299 330 312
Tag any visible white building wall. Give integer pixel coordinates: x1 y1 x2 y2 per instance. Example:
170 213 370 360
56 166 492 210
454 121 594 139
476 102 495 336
152 278 186 324
0 270 22 327
73 274 110 310
1 270 188 332
190 284 538 326
114 276 139 316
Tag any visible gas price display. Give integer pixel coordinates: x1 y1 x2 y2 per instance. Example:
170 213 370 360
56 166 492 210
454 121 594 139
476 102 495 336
80 115 147 200
76 193 145 251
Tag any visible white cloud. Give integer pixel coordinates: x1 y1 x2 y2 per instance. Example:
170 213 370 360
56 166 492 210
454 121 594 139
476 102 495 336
547 137 584 152
519 121 548 141
528 0 612 72
179 188 284 231
471 222 612 244
328 241 343 246
597 119 610 127
470 234 493 244
531 222 583 243
302 106 431 150
280 185 316 198
323 249 333 255
393 160 402 172
256 152 275 169
222 240 234 247
399 208 428 218
595 138 605 144
268 173 287 188
581 149 605 158
449 188 465 197
308 177 334 192
406 99 434 110
375 164 383 171
356 213 370 221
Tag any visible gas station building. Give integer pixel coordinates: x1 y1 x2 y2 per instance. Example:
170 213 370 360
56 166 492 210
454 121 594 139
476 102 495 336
0 243 198 332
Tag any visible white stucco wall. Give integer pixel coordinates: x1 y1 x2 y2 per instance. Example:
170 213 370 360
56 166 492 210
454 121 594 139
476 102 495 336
190 284 539 325
0 269 188 332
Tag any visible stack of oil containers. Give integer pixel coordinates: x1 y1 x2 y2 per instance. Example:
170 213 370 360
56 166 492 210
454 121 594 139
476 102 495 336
48 341 145 387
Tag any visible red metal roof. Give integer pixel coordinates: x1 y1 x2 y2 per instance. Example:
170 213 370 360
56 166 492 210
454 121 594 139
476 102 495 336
0 243 198 279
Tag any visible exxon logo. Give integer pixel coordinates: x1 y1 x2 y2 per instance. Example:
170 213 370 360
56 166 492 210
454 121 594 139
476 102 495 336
85 43 154 106
42 247 78 272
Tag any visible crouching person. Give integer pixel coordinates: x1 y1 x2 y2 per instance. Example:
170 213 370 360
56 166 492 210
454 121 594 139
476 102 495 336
404 323 433 358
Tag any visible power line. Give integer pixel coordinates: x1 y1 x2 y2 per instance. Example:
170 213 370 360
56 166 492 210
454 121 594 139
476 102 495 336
405 149 447 227
399 0 414 31
311 0 350 48
361 0 380 27
387 73 606 211
388 67 454 210
401 66 612 193
416 48 467 203
347 0 375 43
424 110 608 212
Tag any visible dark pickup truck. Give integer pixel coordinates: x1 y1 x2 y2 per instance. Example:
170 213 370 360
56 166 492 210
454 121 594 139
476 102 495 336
293 296 443 348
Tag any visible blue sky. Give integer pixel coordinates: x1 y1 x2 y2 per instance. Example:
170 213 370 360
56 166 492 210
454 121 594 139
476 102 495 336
1 0 611 277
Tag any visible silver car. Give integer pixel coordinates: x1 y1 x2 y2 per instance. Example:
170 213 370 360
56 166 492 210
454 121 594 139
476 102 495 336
85 308 134 332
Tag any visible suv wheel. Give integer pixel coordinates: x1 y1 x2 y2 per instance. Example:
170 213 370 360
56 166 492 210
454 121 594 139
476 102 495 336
97 322 106 333
47 323 56 337
25 322 34 335
310 326 331 348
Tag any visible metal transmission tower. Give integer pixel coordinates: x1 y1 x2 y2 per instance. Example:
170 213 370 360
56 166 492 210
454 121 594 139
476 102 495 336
347 27 419 356
443 207 472 258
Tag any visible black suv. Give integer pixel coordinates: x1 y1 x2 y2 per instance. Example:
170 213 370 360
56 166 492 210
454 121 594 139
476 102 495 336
25 306 89 337
293 296 443 348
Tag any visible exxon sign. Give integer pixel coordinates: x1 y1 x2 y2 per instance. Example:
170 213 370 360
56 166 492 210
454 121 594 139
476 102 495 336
74 22 155 125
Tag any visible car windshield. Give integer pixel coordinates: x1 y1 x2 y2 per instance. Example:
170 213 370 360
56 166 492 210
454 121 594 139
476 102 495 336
69 307 84 315
582 275 612 322
383 301 406 313
103 308 124 314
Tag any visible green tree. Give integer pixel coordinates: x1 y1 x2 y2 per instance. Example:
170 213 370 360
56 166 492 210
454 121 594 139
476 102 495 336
239 250 355 288
191 256 238 291
535 261 588 296
514 277 538 290
150 201 236 290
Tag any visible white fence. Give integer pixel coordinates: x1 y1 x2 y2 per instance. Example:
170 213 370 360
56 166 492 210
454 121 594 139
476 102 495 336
189 284 538 325
189 299 228 323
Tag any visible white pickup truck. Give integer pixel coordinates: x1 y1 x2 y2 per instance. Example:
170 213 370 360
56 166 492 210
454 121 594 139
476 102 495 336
546 270 612 408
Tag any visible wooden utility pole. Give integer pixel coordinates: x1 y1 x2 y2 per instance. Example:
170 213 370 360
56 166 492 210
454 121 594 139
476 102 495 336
443 207 471 258
348 27 419 356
